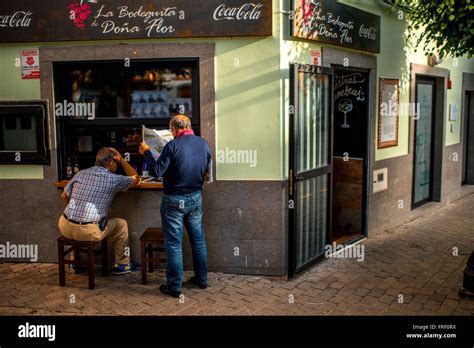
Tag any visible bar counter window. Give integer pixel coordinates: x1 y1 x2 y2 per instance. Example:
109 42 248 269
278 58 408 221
54 59 200 181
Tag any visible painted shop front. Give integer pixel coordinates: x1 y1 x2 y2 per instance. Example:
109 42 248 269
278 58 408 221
0 0 473 277
287 0 381 274
0 0 286 277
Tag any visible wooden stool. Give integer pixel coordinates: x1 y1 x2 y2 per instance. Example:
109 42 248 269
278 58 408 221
140 228 166 285
57 236 108 290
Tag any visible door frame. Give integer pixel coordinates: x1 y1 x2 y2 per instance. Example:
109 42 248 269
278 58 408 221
412 76 437 208
288 63 334 277
322 47 377 239
331 65 371 242
409 64 448 208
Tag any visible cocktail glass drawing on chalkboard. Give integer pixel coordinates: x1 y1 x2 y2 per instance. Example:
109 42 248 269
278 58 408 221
338 99 353 128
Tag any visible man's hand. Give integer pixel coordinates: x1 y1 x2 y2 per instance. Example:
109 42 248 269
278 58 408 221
109 147 123 163
139 142 150 156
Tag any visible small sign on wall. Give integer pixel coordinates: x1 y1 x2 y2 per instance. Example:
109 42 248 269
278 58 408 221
449 104 458 121
378 78 399 149
310 50 322 66
20 49 40 80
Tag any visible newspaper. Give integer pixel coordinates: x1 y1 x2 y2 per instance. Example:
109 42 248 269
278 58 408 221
142 125 174 160
142 125 214 184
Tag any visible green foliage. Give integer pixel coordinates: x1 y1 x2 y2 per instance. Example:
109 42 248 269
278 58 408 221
395 0 473 58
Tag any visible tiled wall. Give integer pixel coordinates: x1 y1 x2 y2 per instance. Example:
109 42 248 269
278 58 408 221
0 179 288 276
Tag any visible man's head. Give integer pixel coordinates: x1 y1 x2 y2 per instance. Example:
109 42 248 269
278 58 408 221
169 115 191 138
95 147 118 172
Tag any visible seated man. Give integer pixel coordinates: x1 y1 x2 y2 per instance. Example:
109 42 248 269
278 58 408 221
58 147 140 275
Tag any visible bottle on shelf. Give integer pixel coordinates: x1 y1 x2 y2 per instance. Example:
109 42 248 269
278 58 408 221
73 156 80 176
66 157 73 179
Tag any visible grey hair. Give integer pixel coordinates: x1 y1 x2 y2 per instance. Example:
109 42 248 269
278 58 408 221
95 147 115 167
169 115 191 131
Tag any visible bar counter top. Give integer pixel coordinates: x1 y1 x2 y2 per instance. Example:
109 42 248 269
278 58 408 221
55 180 164 190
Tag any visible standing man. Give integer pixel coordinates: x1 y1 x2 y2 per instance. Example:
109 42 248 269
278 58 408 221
140 115 211 298
59 147 140 274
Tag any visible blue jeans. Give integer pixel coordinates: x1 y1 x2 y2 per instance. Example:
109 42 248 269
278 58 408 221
160 191 208 293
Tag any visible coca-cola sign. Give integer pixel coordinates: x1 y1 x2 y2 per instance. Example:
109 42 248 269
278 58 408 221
0 0 272 43
0 11 33 28
213 3 264 21
291 0 380 53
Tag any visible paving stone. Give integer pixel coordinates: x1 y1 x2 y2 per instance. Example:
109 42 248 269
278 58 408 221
429 292 447 303
369 288 386 298
423 300 443 311
412 294 430 304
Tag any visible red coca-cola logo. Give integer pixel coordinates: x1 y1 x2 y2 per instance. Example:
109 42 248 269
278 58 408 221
26 56 35 66
67 2 92 30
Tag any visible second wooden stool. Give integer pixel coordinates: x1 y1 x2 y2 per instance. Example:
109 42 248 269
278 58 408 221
140 227 166 285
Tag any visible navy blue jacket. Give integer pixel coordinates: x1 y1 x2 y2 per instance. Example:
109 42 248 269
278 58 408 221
144 134 211 195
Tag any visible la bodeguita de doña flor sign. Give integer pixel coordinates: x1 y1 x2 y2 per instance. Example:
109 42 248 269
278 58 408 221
0 0 272 43
292 0 380 53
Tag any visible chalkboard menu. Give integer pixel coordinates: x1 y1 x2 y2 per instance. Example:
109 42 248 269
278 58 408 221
333 68 369 158
291 0 380 53
0 0 272 43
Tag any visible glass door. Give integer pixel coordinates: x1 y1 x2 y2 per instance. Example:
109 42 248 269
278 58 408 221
289 64 333 275
413 77 436 208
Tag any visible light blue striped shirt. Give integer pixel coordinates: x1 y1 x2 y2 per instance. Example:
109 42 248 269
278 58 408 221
64 166 132 222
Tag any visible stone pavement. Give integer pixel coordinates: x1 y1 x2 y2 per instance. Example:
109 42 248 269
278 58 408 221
1 194 473 316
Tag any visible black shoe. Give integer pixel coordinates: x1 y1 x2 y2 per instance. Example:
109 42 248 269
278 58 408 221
459 287 474 299
159 284 181 298
189 276 208 289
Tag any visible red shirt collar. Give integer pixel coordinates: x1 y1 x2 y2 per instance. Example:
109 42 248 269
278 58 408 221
175 129 195 139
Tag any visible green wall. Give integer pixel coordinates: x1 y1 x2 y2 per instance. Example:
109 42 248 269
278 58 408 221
214 0 282 180
215 36 281 180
